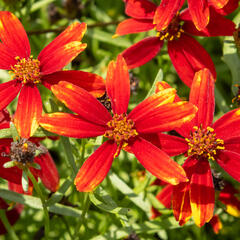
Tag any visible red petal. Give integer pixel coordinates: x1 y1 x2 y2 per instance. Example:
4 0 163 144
115 18 154 36
0 109 10 129
209 215 222 234
33 150 59 192
129 88 176 121
106 55 130 115
183 8 236 36
0 80 21 110
172 182 192 225
217 150 240 182
38 22 86 64
0 11 30 58
190 160 215 227
156 184 173 208
74 141 117 192
51 81 111 125
0 43 17 69
39 42 87 75
189 69 215 128
168 35 216 87
122 37 163 69
209 0 229 9
213 108 240 140
140 133 188 156
42 70 105 98
130 137 188 185
14 84 42 138
214 0 239 15
125 0 157 19
224 137 240 155
188 0 209 31
133 102 197 133
219 183 240 217
40 113 107 138
153 0 185 31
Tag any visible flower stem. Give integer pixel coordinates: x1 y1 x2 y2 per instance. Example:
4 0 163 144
27 170 50 239
0 210 19 240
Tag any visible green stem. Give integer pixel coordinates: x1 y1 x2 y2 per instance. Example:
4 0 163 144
27 170 50 239
0 210 19 240
74 193 90 239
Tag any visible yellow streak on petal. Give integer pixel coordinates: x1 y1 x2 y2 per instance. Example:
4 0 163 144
226 205 240 217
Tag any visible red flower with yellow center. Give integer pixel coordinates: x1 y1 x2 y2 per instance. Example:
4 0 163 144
115 0 236 86
40 54 197 192
145 68 240 227
0 11 105 138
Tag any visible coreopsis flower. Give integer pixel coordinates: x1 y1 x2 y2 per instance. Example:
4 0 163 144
115 0 236 86
40 54 197 192
0 11 105 138
153 0 232 31
145 68 240 227
0 110 59 192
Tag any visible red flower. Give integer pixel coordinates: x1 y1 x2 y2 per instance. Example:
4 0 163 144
115 0 236 86
0 11 105 138
146 68 240 227
0 110 59 192
40 54 197 192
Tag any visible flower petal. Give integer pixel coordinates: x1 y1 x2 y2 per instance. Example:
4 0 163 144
38 22 86 62
39 42 87 75
125 0 157 19
224 137 240 154
217 150 240 182
153 0 185 31
190 159 215 227
122 37 163 69
106 55 130 115
74 140 117 192
0 109 10 130
0 11 30 58
208 0 229 9
189 68 215 128
188 0 209 31
168 35 216 87
213 108 240 140
0 80 21 110
130 137 188 185
14 84 42 138
0 43 17 69
214 0 239 15
114 18 154 36
128 88 176 121
32 150 59 192
183 8 236 37
209 215 222 234
133 101 197 133
51 81 111 125
40 113 107 138
42 70 105 97
156 184 173 208
140 133 188 156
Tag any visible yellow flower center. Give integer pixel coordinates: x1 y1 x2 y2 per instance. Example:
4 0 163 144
104 114 138 145
185 126 225 160
10 56 41 84
156 13 184 41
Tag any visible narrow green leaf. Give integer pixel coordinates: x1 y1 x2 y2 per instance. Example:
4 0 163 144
21 171 29 193
144 68 163 99
10 122 19 142
0 188 82 218
215 87 230 113
30 0 56 12
0 128 11 139
109 171 150 214
3 161 16 168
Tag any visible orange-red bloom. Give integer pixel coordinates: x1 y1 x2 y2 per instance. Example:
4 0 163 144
0 11 105 138
0 110 59 192
147 68 240 227
115 0 236 86
40 54 197 192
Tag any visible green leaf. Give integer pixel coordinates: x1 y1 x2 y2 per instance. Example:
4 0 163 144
90 187 129 227
21 170 29 193
109 171 150 214
0 188 82 218
144 68 163 99
3 161 16 168
10 122 19 142
30 0 56 13
0 128 11 139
